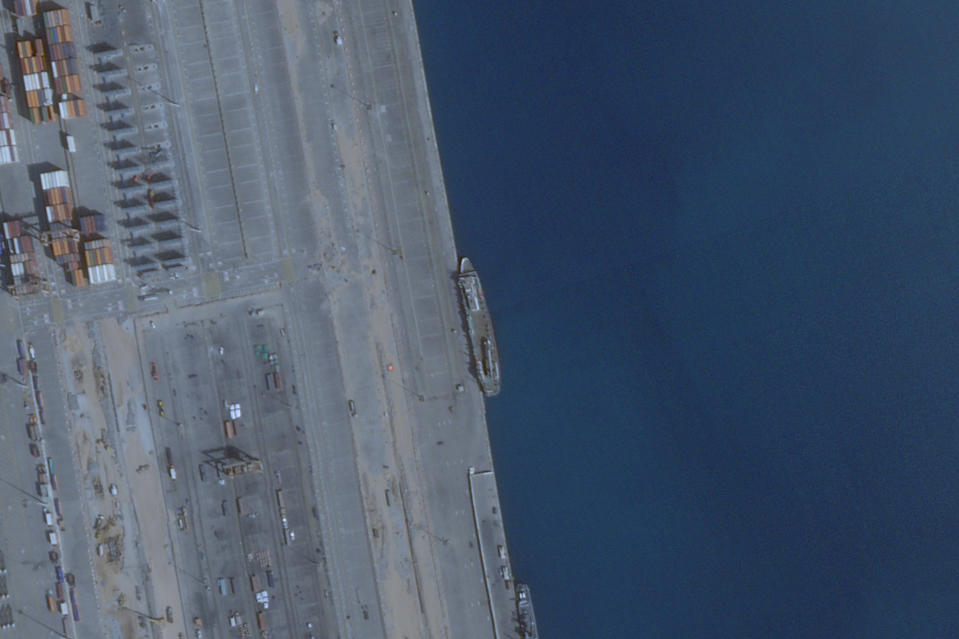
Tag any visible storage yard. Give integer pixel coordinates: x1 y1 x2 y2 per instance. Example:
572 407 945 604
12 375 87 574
0 1 527 639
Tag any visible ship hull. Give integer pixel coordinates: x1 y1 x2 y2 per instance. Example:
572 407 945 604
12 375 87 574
457 257 501 396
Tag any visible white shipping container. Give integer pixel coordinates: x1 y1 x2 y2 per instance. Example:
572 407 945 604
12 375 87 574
24 73 39 92
11 262 24 277
41 169 68 189
88 263 116 284
0 147 15 164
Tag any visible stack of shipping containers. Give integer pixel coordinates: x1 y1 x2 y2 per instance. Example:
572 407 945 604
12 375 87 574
82 238 116 284
77 212 107 239
0 66 17 164
40 169 72 226
39 169 84 286
43 8 86 119
77 211 116 284
16 39 55 123
3 220 40 292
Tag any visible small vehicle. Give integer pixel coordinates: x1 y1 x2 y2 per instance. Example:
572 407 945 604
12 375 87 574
29 443 40 457
157 400 165 417
348 400 357 417
151 361 159 380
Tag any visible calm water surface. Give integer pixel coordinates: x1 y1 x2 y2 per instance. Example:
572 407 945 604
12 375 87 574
416 2 959 637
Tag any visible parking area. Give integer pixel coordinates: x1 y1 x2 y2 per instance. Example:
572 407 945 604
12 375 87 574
0 331 97 638
136 294 333 637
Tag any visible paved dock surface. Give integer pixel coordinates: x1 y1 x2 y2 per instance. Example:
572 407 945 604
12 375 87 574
0 1 524 638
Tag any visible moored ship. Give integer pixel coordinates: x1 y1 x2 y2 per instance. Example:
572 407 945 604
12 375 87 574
457 257 501 396
515 582 539 638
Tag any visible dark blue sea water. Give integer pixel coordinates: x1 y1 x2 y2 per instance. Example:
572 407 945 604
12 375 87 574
416 2 959 637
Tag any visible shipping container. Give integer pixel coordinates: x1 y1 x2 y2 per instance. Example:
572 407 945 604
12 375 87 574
257 611 266 632
56 581 65 601
266 570 274 588
13 0 37 17
46 592 56 612
249 573 259 592
224 419 236 439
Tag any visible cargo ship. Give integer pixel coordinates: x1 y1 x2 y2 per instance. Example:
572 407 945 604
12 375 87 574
515 582 539 638
457 257 501 396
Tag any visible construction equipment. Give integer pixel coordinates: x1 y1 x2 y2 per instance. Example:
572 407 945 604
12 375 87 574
204 447 263 478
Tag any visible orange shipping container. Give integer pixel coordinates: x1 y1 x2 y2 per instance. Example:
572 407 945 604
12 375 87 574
68 268 86 288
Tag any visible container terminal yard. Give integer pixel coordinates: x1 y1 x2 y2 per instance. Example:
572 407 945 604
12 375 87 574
0 1 536 638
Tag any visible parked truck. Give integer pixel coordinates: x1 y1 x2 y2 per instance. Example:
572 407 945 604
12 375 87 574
69 587 79 621
165 447 176 480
